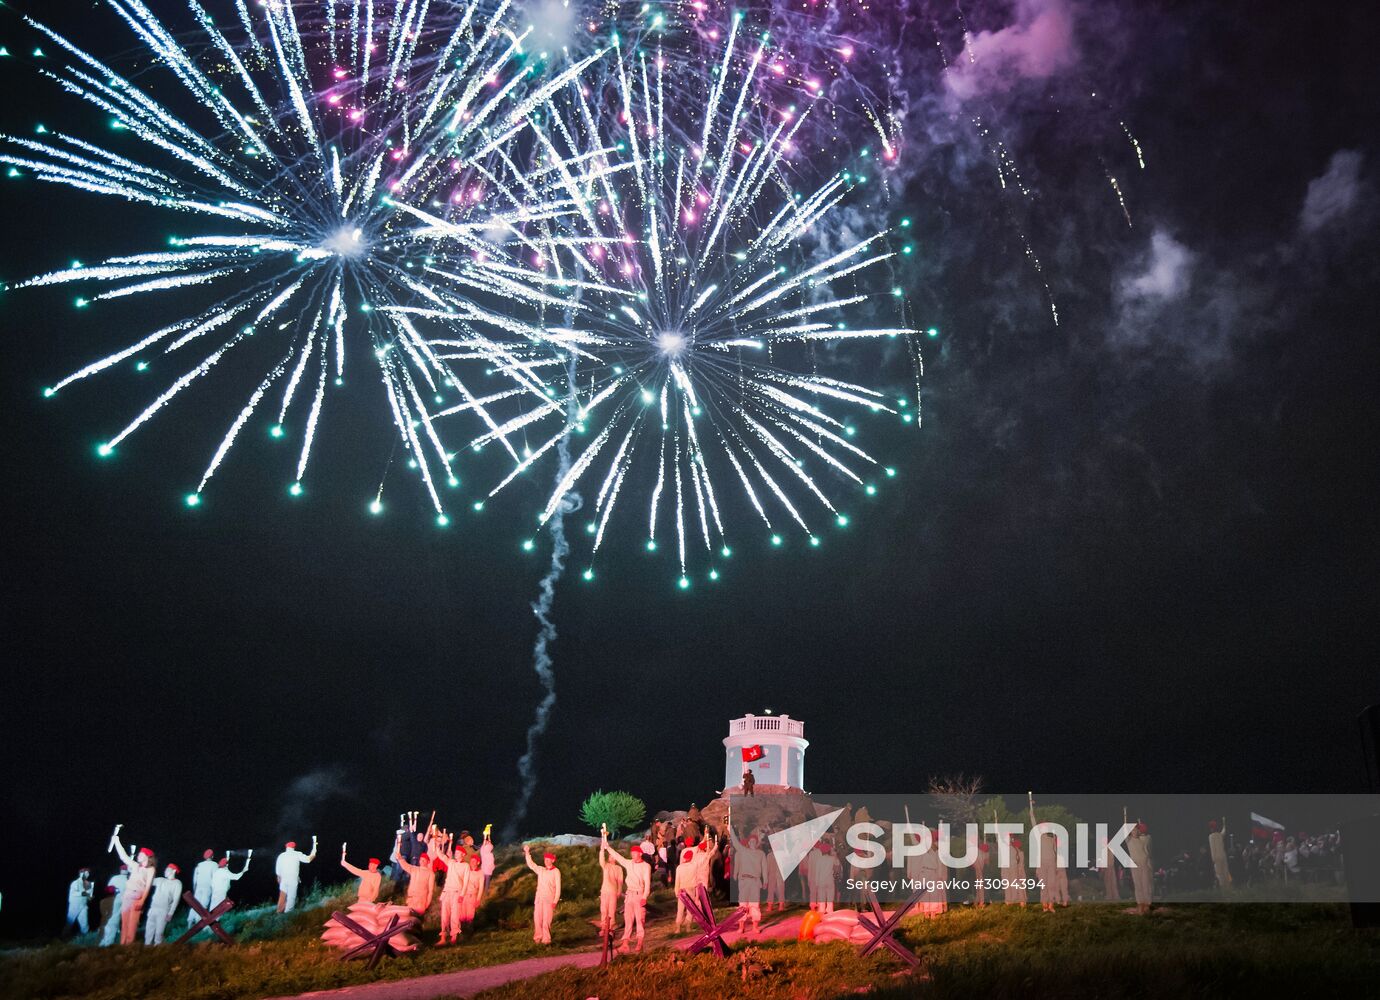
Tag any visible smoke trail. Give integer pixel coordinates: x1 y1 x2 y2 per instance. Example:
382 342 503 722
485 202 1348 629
503 355 581 841
275 766 353 839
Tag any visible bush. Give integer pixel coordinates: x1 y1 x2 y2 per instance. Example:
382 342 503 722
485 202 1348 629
578 790 646 839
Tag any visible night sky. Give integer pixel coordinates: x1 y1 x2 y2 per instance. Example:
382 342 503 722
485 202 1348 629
1 0 1377 938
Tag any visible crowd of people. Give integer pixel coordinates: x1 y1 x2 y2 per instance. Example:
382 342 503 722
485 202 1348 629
1164 822 1345 894
64 825 267 946
61 813 496 948
58 805 1349 950
59 805 754 952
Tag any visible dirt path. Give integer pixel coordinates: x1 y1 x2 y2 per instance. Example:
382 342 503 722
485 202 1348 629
267 950 604 1000
274 907 810 998
670 909 805 948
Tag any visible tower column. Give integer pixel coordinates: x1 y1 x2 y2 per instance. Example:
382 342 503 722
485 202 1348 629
723 714 808 791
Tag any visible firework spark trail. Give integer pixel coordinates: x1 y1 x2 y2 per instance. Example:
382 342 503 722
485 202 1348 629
502 352 580 842
432 16 919 585
4 1 1147 851
5 0 604 515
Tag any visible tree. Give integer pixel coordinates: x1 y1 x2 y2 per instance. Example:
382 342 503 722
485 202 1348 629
928 773 985 826
579 790 646 839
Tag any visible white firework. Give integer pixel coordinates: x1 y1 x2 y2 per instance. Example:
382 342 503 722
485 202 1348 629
422 12 919 585
4 0 605 519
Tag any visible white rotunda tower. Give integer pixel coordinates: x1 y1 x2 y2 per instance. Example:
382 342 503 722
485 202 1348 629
723 713 808 792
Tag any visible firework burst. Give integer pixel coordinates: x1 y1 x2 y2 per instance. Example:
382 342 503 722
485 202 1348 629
3 0 603 518
420 12 920 585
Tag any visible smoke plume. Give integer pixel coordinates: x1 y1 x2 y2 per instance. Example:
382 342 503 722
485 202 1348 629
503 357 581 841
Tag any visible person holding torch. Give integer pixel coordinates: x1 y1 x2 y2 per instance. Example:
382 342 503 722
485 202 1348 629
523 842 562 945
275 836 317 912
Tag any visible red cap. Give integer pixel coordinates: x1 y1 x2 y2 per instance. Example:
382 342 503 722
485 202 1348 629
818 842 832 854
543 852 556 862
167 863 180 874
218 858 229 867
368 858 380 867
630 845 643 856
285 841 297 849
1010 836 1023 849
419 853 430 863
469 854 482 867
684 836 695 846
203 849 214 860
978 843 990 853
1136 822 1147 834
1208 820 1219 831
747 834 760 848
138 847 154 858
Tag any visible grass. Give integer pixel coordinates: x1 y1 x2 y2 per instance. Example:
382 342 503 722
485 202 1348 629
464 903 1380 1000
0 842 613 1000
4 853 1377 1000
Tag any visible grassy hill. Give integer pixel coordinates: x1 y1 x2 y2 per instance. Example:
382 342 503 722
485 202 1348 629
3 844 1378 1000
473 903 1380 1000
0 842 612 1000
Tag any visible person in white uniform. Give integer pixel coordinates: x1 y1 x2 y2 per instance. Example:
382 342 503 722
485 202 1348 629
98 865 128 946
109 826 156 945
340 844 383 904
391 836 436 918
144 865 182 945
524 844 562 945
1001 834 1027 906
972 839 990 906
189 850 217 926
434 841 469 945
64 868 94 935
211 852 251 909
807 840 839 914
602 831 649 952
598 836 625 935
479 826 496 896
764 844 787 912
1127 822 1153 915
1208 819 1232 890
908 824 949 916
673 846 698 931
274 837 317 912
691 834 720 895
728 823 767 934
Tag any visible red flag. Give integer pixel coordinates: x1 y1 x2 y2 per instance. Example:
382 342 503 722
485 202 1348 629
741 745 764 762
